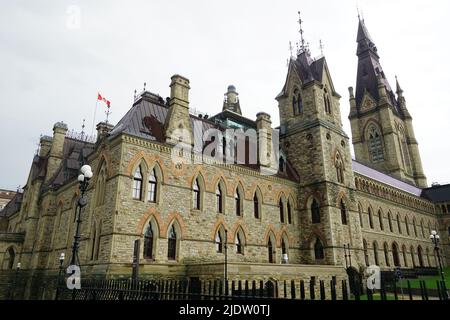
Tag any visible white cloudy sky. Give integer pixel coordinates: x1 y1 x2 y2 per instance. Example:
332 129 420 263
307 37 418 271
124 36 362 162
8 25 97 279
1 0 449 190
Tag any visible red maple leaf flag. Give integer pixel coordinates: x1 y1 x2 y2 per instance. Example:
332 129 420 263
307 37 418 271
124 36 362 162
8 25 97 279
97 93 102 101
97 93 111 107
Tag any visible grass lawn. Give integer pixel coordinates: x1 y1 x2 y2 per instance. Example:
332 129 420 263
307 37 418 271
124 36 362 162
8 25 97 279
398 267 450 289
356 293 396 301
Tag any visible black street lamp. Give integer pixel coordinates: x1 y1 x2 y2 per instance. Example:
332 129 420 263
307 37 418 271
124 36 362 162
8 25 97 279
430 230 448 299
70 165 93 267
55 252 65 299
10 262 21 299
224 229 228 288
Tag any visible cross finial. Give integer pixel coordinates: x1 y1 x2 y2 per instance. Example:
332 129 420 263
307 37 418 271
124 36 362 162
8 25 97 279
297 11 305 52
143 82 146 91
134 89 137 100
319 39 324 56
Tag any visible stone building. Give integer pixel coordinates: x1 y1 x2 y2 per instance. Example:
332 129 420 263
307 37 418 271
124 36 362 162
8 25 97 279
0 18 449 299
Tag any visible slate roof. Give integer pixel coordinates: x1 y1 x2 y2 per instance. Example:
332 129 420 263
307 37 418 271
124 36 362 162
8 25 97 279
0 192 23 218
352 160 422 196
421 184 450 202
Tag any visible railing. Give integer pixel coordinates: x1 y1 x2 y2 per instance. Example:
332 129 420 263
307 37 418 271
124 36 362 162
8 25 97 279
54 277 449 301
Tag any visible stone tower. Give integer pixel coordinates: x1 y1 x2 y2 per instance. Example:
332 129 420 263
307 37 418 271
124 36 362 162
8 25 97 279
348 18 427 188
223 85 242 114
277 21 363 267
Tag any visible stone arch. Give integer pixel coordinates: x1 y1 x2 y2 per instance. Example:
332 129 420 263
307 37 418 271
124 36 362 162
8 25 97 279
136 207 163 235
126 151 150 177
211 217 227 242
2 246 18 270
263 225 277 245
229 221 249 244
164 213 186 240
210 172 230 195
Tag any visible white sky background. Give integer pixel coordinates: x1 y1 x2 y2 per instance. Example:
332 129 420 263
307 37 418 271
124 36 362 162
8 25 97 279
0 0 449 190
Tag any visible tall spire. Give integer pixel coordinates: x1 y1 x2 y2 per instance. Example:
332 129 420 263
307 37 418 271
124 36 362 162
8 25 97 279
395 75 403 95
356 18 378 58
297 11 310 56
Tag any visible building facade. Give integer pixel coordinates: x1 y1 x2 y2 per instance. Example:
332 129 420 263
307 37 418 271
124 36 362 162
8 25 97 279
0 18 449 298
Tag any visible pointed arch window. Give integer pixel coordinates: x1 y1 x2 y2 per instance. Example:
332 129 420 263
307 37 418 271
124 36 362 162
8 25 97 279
413 219 418 237
388 212 393 233
358 204 364 228
167 225 177 260
368 125 384 163
235 187 242 217
132 166 143 200
293 88 303 115
216 184 224 214
143 223 155 259
314 238 324 260
311 199 320 224
148 168 158 203
279 198 285 224
405 216 410 236
368 207 374 229
281 238 288 256
287 201 292 225
324 88 332 114
193 178 201 210
95 167 106 207
340 200 347 225
335 154 344 184
402 245 408 267
397 214 402 234
410 246 416 267
253 192 260 219
235 232 244 255
420 220 425 238
268 238 275 263
215 228 225 253
378 210 384 231
373 242 379 265
90 224 97 261
363 240 369 266
384 243 390 267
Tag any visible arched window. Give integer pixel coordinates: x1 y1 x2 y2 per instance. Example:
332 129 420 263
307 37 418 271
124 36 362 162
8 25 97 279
143 223 155 259
442 205 447 214
311 199 320 224
410 246 416 267
292 89 303 115
314 238 324 260
378 210 384 231
297 92 303 114
95 167 106 207
402 245 408 267
253 192 260 219
420 220 425 238
148 168 157 203
279 156 285 173
268 238 275 263
363 240 369 266
292 93 297 115
167 225 177 260
397 214 402 234
405 216 410 236
340 200 347 225
373 241 379 265
392 243 400 267
335 154 344 184
413 218 418 237
132 166 143 200
358 204 364 228
90 223 97 261
388 212 393 233
215 227 225 253
383 243 390 267
287 200 292 225
193 178 201 210
235 187 243 216
417 246 424 267
368 207 374 229
281 238 288 256
235 232 244 255
397 127 412 174
279 198 285 224
367 125 384 162
4 247 15 270
216 184 224 214
324 88 331 114
426 248 431 267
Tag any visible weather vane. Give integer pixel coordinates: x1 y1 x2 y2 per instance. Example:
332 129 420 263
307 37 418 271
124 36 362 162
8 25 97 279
80 119 86 140
143 82 147 91
297 11 306 53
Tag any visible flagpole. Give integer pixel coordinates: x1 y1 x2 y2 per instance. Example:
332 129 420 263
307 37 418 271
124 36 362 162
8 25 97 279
91 97 98 137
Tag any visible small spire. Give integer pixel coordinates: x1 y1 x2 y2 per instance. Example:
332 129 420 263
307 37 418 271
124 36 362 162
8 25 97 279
80 119 86 140
319 39 324 56
297 11 306 54
395 75 403 94
289 41 293 57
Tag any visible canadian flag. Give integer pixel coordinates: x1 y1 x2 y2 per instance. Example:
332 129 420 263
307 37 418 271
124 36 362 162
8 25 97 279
97 93 111 106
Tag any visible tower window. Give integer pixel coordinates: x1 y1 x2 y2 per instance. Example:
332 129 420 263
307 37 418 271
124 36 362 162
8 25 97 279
335 154 344 184
368 125 384 163
193 178 201 210
292 89 303 115
235 188 242 216
167 225 177 260
287 201 292 225
340 200 347 225
148 168 157 203
268 238 275 263
311 199 321 224
143 223 155 259
253 192 260 219
216 184 223 213
314 238 324 260
132 166 143 200
324 89 332 114
279 198 285 223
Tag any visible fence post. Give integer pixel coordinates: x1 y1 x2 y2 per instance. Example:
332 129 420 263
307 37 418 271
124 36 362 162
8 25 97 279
283 280 287 298
252 280 256 298
330 280 336 301
380 281 387 301
422 281 428 301
291 280 296 300
342 280 348 301
245 280 249 299
407 280 413 300
309 279 315 300
319 280 325 300
259 280 264 298
300 280 305 300
393 281 398 300
367 288 373 301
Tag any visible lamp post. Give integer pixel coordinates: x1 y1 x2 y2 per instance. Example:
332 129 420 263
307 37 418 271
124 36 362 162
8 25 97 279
55 252 65 299
430 230 448 299
70 165 93 267
224 229 228 287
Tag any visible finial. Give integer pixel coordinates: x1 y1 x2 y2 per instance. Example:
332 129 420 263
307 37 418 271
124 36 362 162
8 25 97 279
289 41 293 57
395 75 403 94
357 4 361 20
80 119 86 140
297 11 306 53
134 89 137 100
319 40 324 56
143 82 146 91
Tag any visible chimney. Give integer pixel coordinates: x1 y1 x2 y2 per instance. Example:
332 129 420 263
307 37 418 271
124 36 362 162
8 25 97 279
39 135 53 157
256 112 273 168
164 74 193 145
46 121 68 182
96 121 114 143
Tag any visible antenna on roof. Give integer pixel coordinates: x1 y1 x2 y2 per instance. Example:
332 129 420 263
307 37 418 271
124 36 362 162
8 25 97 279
80 119 86 141
134 89 137 100
297 11 307 54
289 41 293 57
143 82 147 91
319 39 324 56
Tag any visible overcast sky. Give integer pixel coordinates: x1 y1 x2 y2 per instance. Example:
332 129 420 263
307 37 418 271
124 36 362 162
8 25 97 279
1 0 449 191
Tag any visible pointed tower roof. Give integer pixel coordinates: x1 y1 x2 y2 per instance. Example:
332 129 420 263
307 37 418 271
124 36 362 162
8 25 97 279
354 18 400 114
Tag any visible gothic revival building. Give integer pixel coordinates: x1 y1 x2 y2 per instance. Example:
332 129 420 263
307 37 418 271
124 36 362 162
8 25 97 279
1 17 449 299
